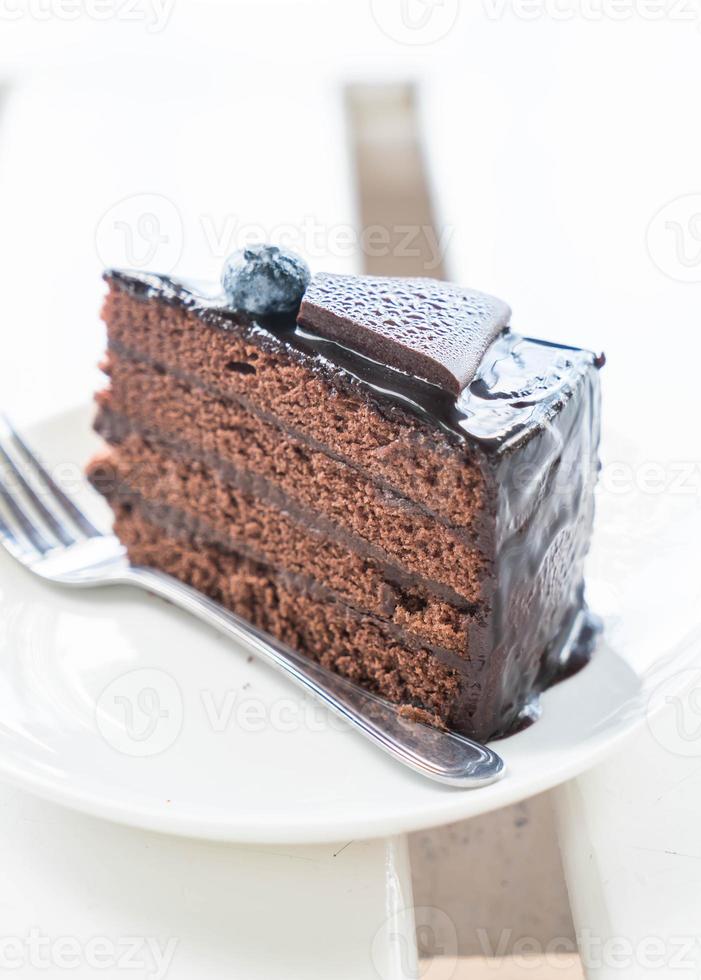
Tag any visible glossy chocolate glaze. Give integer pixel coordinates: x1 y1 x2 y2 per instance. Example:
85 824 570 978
105 269 602 738
298 272 511 395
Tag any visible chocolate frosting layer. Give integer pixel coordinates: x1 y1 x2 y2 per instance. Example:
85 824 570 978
298 272 511 395
105 269 597 457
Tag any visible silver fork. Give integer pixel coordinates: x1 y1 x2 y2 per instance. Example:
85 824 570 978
0 415 504 789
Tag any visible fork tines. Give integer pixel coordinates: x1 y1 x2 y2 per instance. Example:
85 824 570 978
0 414 100 561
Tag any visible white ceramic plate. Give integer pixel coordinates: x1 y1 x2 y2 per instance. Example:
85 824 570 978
0 405 699 843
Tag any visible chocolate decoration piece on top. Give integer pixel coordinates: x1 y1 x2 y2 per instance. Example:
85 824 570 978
297 272 511 396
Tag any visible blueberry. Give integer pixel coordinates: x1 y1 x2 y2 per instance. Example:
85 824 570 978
221 244 311 315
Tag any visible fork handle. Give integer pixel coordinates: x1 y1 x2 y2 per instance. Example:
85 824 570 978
122 566 505 788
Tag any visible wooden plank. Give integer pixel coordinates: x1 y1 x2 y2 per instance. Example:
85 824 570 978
422 955 584 978
345 83 446 279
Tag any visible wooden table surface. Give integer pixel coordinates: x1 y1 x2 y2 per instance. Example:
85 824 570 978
424 956 584 978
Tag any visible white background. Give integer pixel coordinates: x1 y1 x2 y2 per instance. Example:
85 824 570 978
0 0 699 470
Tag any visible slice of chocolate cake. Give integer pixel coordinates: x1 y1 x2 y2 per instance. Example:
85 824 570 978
88 246 602 741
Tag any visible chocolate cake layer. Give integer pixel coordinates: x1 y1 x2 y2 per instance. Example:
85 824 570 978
113 502 464 729
103 285 489 529
87 439 481 655
102 350 487 537
95 361 490 598
90 270 603 741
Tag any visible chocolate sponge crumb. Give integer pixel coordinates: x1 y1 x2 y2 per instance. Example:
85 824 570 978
113 502 462 729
